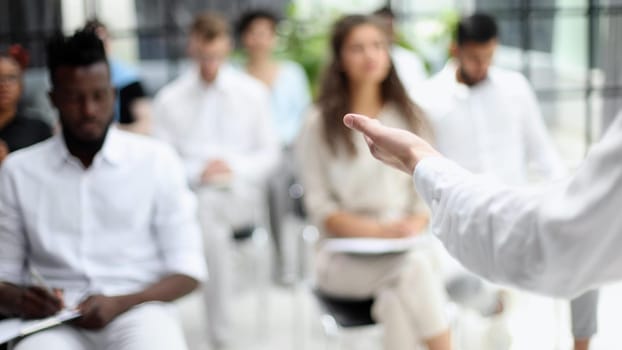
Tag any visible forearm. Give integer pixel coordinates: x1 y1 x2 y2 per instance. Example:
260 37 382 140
415 158 542 279
414 157 596 297
114 274 199 312
324 212 383 238
403 213 430 233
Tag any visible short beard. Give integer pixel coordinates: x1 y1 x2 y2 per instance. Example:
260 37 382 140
459 67 483 87
61 118 112 158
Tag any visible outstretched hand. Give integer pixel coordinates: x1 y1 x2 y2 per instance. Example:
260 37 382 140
343 114 441 174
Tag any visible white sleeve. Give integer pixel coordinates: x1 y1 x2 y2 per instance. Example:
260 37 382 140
151 93 204 187
0 159 27 285
228 86 280 184
152 145 207 282
414 115 622 297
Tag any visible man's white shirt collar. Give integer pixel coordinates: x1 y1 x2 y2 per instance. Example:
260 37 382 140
51 127 125 170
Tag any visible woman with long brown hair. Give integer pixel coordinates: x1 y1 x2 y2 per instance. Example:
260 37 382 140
297 15 452 350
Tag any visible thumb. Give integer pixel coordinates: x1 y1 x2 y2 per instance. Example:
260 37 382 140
343 114 380 137
77 296 97 314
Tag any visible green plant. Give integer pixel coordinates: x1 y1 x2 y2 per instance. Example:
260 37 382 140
276 3 339 97
398 8 460 73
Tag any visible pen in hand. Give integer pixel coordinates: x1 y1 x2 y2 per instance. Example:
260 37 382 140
28 265 65 310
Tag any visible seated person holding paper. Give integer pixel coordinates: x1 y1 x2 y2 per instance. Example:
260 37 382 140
296 15 451 350
0 30 205 350
152 12 278 348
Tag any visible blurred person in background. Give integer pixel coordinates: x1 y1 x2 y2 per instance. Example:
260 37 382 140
373 5 428 95
0 45 52 166
415 13 598 350
297 15 451 350
236 8 311 283
236 9 310 146
84 18 152 134
152 11 279 349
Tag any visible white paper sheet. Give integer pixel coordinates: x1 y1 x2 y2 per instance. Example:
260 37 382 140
0 319 21 344
0 309 81 344
322 234 434 255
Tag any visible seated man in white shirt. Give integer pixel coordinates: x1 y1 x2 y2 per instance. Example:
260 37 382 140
0 30 206 350
416 13 598 350
152 12 279 348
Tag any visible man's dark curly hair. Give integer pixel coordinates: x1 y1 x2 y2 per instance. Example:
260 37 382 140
46 29 108 86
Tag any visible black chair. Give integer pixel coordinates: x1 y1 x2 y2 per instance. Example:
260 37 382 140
288 184 380 348
232 225 256 241
311 290 380 350
313 290 376 328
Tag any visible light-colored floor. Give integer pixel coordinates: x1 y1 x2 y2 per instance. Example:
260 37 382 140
177 268 622 350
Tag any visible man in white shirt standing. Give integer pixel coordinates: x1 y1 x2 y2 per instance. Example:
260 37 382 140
0 30 206 350
416 13 599 350
152 12 279 349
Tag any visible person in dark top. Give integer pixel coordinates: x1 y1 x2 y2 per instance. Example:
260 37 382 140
0 45 52 165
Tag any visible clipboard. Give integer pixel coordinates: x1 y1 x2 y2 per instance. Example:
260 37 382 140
0 309 81 344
